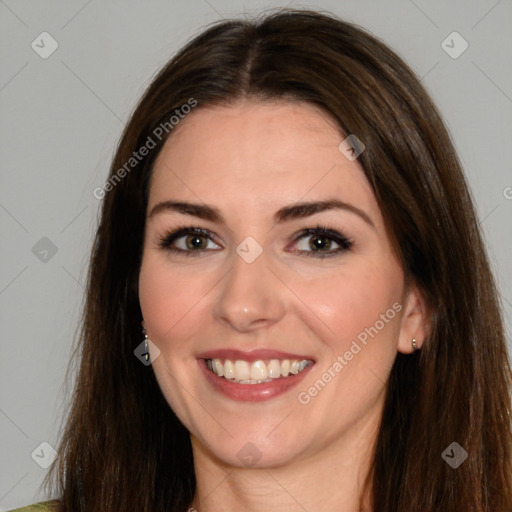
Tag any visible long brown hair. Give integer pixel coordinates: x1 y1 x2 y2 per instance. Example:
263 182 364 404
44 8 512 511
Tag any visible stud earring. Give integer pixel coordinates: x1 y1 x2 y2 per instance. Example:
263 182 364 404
412 338 417 351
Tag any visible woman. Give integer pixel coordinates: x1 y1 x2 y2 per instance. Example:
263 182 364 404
13 8 512 512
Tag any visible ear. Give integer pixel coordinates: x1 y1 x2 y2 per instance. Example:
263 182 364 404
397 282 430 354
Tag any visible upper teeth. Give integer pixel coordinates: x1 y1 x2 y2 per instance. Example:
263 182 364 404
207 358 313 383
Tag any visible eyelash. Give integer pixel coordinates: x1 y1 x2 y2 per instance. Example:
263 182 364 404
157 224 354 259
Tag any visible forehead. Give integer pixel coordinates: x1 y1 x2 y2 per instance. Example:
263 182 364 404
150 100 380 226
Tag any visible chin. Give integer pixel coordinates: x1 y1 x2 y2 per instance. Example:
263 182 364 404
194 426 308 470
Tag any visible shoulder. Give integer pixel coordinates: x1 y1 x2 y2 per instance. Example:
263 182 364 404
8 500 59 512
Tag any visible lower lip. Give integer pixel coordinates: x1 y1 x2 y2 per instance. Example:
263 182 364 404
198 359 314 402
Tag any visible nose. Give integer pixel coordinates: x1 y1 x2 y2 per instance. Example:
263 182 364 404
213 248 286 333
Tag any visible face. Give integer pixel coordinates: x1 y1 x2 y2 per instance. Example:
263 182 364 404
138 100 424 468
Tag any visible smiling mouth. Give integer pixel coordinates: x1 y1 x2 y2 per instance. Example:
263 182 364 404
206 358 314 384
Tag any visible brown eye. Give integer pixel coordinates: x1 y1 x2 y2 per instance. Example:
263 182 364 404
292 226 353 258
158 227 220 256
309 234 333 251
184 234 208 250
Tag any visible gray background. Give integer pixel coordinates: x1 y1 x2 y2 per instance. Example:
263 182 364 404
1 0 511 508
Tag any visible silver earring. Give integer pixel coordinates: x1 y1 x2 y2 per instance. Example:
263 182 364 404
142 327 149 362
412 338 417 351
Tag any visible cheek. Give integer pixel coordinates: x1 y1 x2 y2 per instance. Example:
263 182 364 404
138 255 209 345
138 255 207 413
292 261 404 422
291 257 404 354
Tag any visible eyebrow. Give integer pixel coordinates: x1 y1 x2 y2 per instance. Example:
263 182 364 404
148 199 375 229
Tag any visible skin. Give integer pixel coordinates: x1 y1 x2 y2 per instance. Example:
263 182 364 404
138 100 429 511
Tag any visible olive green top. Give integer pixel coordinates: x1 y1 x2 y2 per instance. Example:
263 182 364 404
8 501 58 512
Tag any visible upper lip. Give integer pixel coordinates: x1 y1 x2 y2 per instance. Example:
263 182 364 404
196 348 315 362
